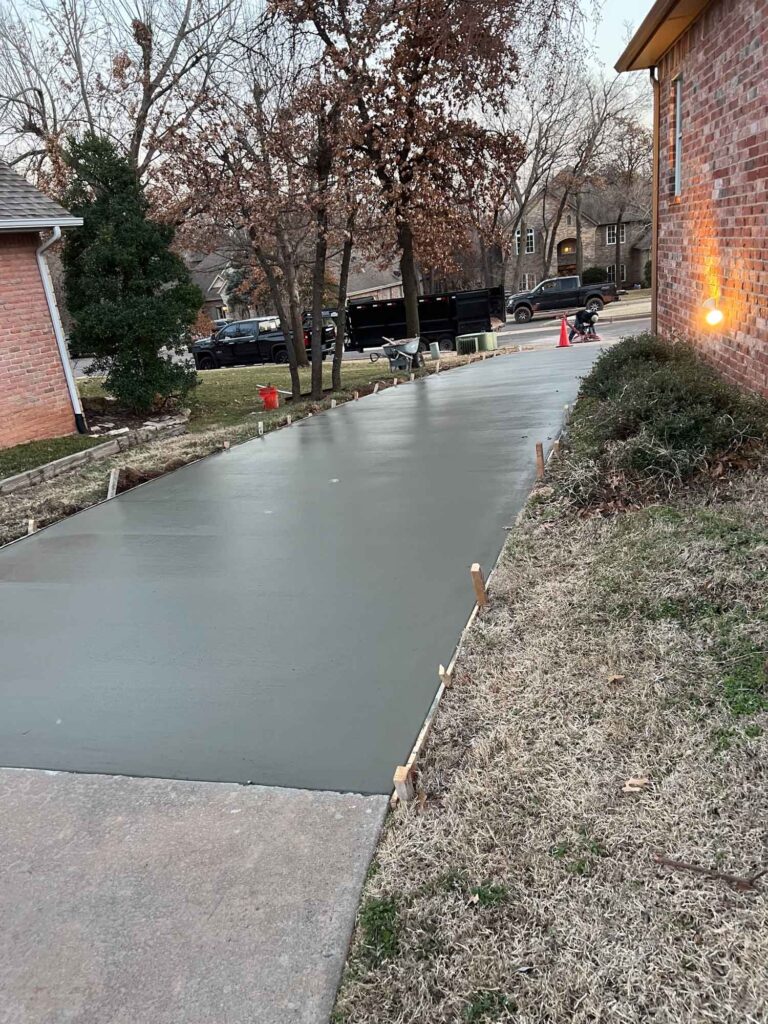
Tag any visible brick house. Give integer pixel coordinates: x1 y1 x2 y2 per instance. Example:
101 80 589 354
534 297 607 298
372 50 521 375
0 163 85 448
617 0 768 397
508 192 652 292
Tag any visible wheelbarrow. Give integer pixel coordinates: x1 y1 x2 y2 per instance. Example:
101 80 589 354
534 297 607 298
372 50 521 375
370 336 423 372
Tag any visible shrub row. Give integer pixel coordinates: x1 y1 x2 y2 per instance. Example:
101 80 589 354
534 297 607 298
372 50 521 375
557 334 768 507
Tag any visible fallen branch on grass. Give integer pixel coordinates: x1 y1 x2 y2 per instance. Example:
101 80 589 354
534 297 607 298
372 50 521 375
652 852 768 891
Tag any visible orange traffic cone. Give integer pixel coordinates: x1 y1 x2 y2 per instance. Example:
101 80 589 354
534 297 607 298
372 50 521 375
558 318 571 348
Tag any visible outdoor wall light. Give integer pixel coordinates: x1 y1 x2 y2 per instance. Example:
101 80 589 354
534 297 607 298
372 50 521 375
703 297 724 327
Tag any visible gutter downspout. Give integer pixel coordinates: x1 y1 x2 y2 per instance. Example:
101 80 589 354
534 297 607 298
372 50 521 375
650 67 661 336
36 226 87 434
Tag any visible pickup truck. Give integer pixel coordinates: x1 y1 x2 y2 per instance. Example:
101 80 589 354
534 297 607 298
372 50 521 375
506 276 619 324
191 316 334 369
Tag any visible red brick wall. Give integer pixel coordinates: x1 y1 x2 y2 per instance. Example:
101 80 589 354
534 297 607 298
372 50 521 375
656 0 768 396
0 232 76 449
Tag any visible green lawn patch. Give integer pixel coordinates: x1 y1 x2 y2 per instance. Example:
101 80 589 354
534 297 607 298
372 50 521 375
79 359 428 432
357 896 400 965
0 434 108 480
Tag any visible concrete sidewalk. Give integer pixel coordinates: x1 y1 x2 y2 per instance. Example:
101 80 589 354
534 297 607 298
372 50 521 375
0 769 387 1024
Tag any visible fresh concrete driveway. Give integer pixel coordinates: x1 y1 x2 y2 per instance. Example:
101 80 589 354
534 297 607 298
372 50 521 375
0 345 606 1024
0 345 603 795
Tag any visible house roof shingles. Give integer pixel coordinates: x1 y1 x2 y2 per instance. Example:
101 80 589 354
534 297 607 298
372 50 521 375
187 252 230 297
0 162 82 230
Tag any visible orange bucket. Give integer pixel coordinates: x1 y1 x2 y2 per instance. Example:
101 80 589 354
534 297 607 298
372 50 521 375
259 386 279 411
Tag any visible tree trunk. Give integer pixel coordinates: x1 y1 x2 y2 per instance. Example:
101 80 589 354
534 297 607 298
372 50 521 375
251 235 301 400
543 190 570 278
284 259 309 368
615 210 624 292
310 204 328 400
333 215 354 392
310 114 334 401
513 217 526 290
397 218 420 337
575 194 584 277
480 243 491 289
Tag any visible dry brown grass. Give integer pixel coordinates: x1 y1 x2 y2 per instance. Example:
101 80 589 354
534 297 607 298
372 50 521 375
334 467 768 1024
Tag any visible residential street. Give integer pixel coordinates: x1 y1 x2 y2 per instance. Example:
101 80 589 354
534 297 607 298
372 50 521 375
67 308 651 378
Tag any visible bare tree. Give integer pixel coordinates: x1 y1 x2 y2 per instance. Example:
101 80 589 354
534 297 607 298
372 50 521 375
0 0 240 180
272 0 582 338
160 17 332 394
537 71 647 278
594 115 653 286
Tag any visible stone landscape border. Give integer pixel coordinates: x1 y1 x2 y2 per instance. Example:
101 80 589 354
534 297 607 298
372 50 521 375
0 420 188 496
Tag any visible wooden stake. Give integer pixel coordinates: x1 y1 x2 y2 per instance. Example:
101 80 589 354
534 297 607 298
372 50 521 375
435 360 441 373
410 372 415 381
553 439 561 457
393 765 416 803
393 377 398 386
26 518 37 535
258 421 264 436
535 441 545 480
470 562 488 608
223 440 231 450
438 663 453 689
107 467 120 499
353 390 359 400
331 398 337 409
373 382 380 394
286 415 292 426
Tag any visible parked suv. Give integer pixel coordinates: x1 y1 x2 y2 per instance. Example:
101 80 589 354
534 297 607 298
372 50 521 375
506 276 619 324
191 317 334 369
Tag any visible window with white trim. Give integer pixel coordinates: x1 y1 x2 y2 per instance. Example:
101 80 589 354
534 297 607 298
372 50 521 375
606 264 627 283
606 224 626 245
515 228 536 255
673 76 683 196
521 273 536 289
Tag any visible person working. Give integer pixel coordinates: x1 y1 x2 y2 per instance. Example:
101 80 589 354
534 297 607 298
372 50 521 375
569 308 599 342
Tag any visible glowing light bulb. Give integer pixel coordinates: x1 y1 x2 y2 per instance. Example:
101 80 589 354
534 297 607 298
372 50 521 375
703 298 724 327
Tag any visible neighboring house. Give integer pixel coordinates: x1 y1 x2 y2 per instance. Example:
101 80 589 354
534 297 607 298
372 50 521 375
0 163 85 450
187 252 235 321
347 264 404 301
508 193 651 292
618 0 768 397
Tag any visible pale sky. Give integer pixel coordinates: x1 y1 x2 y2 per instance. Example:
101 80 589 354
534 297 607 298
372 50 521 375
591 0 654 71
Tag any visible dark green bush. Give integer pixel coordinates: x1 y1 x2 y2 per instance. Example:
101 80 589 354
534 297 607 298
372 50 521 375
582 266 608 284
559 334 768 505
63 135 201 412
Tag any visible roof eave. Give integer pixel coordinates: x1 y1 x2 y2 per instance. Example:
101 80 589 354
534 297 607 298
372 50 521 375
615 0 713 72
0 217 83 231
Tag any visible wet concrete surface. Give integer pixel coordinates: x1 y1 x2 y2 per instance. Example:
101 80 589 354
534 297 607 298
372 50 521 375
0 346 603 794
0 768 387 1024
